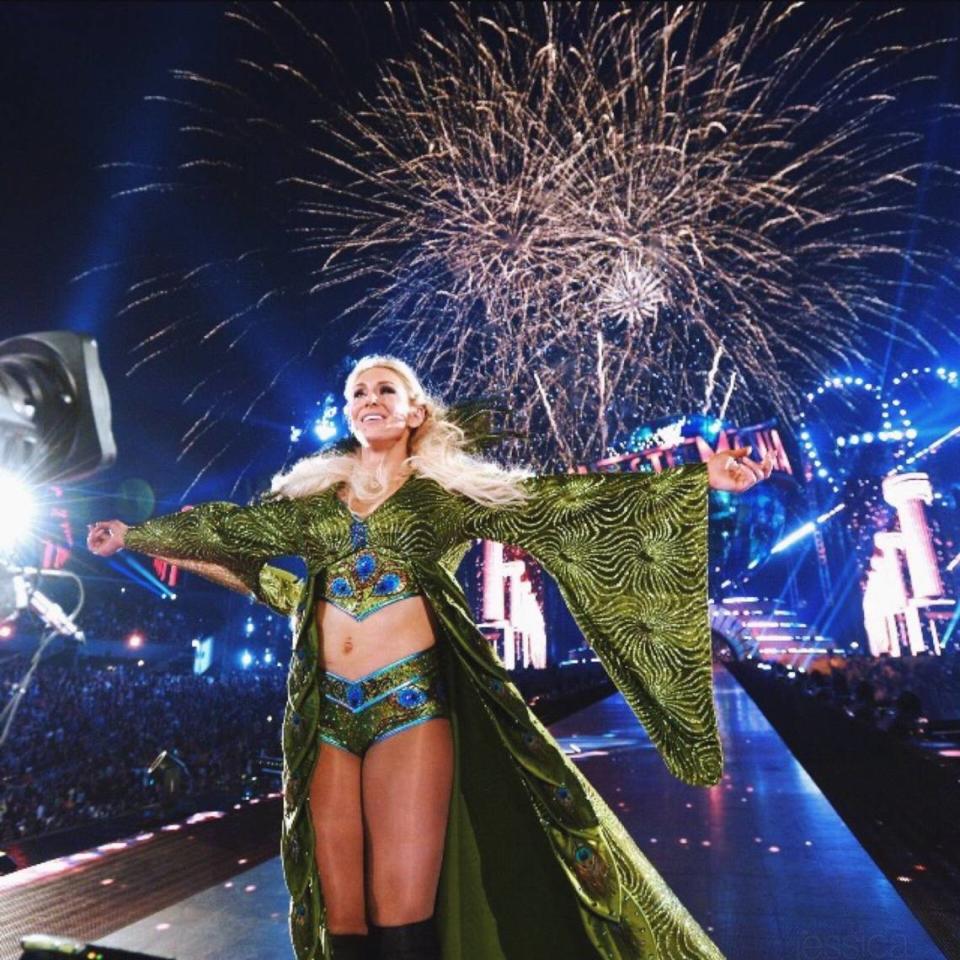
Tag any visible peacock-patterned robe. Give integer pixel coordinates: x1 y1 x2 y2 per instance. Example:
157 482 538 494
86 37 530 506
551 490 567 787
125 464 725 960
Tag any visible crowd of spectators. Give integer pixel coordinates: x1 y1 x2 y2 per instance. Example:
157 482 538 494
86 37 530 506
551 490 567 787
0 655 286 843
765 648 960 736
77 590 221 647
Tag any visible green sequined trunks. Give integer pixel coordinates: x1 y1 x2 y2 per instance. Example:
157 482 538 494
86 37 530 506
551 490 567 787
317 646 449 757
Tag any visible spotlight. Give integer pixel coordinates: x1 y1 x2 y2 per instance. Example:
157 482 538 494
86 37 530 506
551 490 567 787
0 470 34 552
313 418 337 442
0 332 115 484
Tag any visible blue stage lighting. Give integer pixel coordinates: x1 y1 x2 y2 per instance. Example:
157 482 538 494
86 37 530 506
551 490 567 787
310 392 340 444
240 651 253 668
313 418 337 442
772 521 815 554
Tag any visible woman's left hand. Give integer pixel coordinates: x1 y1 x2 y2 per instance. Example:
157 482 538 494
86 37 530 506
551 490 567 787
706 446 774 493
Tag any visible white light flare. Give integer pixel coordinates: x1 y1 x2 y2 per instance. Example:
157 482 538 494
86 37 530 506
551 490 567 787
0 470 35 552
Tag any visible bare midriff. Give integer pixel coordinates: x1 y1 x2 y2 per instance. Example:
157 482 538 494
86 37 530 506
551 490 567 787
315 595 437 681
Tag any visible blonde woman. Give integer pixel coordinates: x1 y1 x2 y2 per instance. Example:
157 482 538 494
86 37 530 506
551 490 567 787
88 355 772 960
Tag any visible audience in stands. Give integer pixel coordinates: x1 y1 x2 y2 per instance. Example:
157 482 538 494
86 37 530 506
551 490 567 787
78 591 220 647
766 649 960 735
0 657 286 842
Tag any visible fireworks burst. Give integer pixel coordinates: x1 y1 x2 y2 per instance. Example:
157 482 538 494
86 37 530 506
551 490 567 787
105 2 959 474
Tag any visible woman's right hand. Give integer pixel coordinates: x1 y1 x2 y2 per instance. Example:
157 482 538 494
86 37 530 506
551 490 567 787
86 520 129 557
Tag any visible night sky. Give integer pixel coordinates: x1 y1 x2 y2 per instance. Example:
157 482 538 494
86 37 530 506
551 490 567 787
2 1 960 524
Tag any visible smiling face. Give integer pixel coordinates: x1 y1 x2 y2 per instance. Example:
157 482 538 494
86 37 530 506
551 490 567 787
347 364 426 448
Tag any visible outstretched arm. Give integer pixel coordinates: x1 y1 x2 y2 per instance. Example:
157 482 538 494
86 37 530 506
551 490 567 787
87 498 307 617
158 556 305 618
155 556 253 597
457 451 772 787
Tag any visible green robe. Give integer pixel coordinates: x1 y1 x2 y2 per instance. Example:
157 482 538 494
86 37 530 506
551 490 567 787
125 464 725 960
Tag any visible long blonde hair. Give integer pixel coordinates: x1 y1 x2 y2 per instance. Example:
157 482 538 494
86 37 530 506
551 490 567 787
270 355 531 505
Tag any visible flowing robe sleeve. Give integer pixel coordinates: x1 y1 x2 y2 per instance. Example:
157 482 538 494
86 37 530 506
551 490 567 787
459 462 721 787
124 499 306 617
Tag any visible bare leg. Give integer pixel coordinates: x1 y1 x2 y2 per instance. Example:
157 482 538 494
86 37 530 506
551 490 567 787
362 718 454 926
309 741 366 934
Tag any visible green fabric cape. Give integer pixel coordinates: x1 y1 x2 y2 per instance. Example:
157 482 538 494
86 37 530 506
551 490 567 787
125 465 725 959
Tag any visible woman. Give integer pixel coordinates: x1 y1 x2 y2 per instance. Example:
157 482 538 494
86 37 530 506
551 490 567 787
88 355 772 960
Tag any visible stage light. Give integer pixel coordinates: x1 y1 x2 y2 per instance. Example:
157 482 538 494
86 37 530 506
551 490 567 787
836 437 846 447
849 435 860 445
862 432 874 443
241 650 253 667
264 650 273 664
0 470 34 552
0 332 115 484
772 521 815 554
313 418 337 442
127 633 143 648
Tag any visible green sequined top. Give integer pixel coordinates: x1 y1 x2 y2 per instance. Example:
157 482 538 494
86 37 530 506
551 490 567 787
125 465 725 960
319 498 423 620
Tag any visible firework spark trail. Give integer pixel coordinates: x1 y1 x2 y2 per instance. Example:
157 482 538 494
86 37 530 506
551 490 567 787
718 373 739 423
702 346 725 416
111 1 959 474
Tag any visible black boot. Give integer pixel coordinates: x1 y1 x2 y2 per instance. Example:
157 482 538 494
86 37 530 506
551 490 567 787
371 916 441 960
330 932 371 960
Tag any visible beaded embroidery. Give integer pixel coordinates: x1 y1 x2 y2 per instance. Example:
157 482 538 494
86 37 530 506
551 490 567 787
320 536 421 620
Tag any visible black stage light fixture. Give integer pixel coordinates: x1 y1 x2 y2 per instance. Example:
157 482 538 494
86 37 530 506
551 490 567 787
20 933 172 959
0 331 115 485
